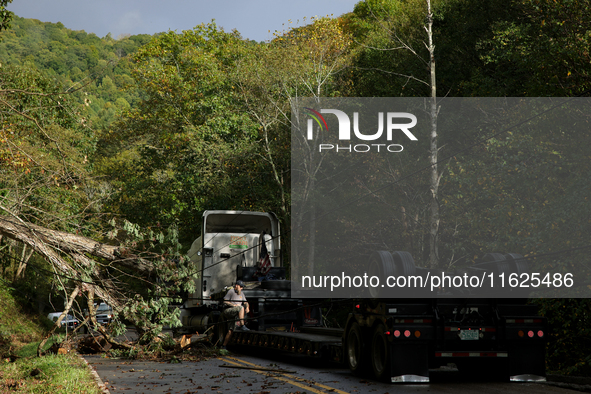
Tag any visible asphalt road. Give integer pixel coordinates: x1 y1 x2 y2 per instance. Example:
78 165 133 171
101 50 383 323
84 348 579 394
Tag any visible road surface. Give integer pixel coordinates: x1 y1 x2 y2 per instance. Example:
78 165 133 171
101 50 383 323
84 348 577 394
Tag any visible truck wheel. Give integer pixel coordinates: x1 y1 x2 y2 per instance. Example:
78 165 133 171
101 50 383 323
483 253 511 275
368 251 416 298
391 251 416 276
371 324 390 381
505 253 528 274
346 322 368 375
368 251 396 298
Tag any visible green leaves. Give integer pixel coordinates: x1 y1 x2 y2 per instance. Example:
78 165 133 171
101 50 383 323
0 0 13 32
463 0 591 95
0 16 148 131
0 63 97 233
536 298 591 375
100 23 295 243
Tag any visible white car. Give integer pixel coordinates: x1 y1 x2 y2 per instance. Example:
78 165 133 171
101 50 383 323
47 312 79 329
82 302 113 326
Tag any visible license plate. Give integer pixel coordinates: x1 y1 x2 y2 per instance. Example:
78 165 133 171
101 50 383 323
459 329 479 340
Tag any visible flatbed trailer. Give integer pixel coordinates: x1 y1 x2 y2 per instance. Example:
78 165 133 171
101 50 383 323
229 326 343 361
224 297 546 383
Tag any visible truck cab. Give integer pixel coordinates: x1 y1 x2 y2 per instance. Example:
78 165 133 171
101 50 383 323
180 210 283 331
184 210 280 307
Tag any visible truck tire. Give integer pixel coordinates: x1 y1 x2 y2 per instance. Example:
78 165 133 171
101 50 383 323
368 251 396 298
368 251 416 297
391 251 416 276
346 322 368 376
483 253 511 275
371 324 390 381
505 253 528 274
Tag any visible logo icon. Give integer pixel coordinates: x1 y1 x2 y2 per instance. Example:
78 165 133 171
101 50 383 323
304 107 328 139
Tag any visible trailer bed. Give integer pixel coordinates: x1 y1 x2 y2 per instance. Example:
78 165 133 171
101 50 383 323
229 327 344 362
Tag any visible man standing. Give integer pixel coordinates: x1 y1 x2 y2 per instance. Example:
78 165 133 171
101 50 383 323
221 280 249 349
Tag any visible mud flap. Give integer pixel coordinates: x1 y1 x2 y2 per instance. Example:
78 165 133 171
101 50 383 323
509 344 546 381
390 342 430 383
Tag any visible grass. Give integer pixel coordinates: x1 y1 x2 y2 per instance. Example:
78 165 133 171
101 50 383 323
0 280 100 393
1 353 100 393
0 284 46 344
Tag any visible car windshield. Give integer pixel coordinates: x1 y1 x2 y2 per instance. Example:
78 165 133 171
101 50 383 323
97 304 110 311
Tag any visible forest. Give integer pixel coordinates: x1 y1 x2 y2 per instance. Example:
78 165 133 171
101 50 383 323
1 0 590 374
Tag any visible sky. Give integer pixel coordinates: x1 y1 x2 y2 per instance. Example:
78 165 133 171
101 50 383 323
7 0 361 42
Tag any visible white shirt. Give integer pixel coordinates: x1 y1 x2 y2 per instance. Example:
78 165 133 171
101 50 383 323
224 288 247 307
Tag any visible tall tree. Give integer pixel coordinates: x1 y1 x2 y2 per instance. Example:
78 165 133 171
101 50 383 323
272 16 352 276
99 24 261 242
349 0 442 267
471 0 591 96
425 0 440 269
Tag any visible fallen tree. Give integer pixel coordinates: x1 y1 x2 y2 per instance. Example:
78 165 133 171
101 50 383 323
0 212 195 352
0 214 149 311
0 215 155 274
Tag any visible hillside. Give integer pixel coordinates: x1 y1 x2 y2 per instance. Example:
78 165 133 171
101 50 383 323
0 15 150 129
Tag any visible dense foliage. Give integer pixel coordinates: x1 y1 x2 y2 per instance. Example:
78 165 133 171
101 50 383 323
1 0 590 374
0 15 151 129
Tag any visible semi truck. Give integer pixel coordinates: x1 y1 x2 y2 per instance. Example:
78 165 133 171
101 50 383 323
177 210 546 383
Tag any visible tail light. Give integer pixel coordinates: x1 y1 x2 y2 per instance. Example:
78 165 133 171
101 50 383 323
518 329 543 339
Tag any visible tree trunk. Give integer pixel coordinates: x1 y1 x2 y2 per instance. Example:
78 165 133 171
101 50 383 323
86 287 134 350
0 216 154 273
426 0 440 269
15 244 34 279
